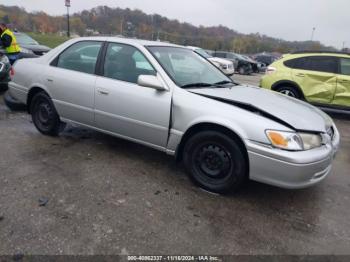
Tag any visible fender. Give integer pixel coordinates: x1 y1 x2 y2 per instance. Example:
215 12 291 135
271 80 305 98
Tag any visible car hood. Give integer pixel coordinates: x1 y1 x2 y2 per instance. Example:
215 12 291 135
208 57 233 65
20 44 51 52
189 85 332 132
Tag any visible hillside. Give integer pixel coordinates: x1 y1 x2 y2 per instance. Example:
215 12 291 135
0 4 336 53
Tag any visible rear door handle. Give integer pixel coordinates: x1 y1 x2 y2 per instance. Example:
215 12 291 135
97 89 109 95
296 73 305 77
338 79 349 83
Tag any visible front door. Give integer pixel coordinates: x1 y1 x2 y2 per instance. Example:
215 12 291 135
333 57 350 107
291 56 338 104
94 42 172 149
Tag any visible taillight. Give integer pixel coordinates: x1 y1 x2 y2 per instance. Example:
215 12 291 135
10 67 14 77
266 66 277 75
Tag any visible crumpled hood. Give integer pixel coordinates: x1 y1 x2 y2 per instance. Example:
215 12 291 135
209 57 233 66
189 85 333 132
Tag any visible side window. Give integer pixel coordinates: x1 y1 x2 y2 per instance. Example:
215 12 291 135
284 56 337 73
340 58 350 75
103 43 156 84
305 56 338 73
56 41 102 74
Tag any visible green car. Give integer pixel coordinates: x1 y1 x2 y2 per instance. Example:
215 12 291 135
260 51 350 110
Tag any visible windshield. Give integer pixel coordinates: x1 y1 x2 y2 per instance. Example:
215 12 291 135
195 48 211 58
15 33 38 45
148 46 231 88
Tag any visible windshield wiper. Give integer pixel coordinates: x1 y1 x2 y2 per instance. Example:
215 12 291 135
181 83 213 89
213 80 233 85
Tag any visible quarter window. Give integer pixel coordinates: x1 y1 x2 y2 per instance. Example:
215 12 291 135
340 58 350 75
103 43 156 83
56 41 102 74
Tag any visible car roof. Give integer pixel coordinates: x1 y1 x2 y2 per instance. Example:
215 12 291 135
71 36 182 48
285 52 350 59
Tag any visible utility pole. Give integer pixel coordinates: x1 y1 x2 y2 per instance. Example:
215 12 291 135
151 14 154 40
342 41 346 50
310 27 316 41
65 0 71 37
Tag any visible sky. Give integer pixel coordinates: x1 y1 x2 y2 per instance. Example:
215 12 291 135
1 0 349 49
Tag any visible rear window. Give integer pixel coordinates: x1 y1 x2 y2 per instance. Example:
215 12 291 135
284 56 338 73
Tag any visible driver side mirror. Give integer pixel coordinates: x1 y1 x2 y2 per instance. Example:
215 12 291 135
137 75 168 91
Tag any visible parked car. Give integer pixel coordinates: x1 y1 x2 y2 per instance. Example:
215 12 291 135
214 51 253 75
0 46 37 94
187 46 235 76
261 51 350 111
0 51 11 91
255 54 278 66
7 37 339 193
241 55 265 73
14 32 51 56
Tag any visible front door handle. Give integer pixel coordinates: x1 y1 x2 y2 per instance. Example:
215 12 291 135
338 79 349 83
97 89 109 95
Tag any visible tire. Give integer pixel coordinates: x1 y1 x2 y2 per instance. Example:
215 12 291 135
276 86 301 99
3 91 27 111
238 67 245 75
30 91 66 136
183 131 248 194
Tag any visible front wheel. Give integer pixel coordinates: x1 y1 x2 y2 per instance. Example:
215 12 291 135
183 131 248 194
30 92 66 136
238 67 245 75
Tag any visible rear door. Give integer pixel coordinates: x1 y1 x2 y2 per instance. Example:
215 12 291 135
334 57 350 107
289 56 338 104
47 41 103 126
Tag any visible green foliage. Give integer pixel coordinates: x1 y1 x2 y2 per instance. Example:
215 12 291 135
28 33 69 48
0 4 336 53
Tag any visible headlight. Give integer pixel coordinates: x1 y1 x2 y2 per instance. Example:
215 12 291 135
299 132 322 150
266 130 322 151
220 64 228 70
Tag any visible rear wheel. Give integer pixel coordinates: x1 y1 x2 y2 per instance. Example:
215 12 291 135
183 131 248 194
30 92 65 136
276 86 301 99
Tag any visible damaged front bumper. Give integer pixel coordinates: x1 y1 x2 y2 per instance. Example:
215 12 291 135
246 126 340 189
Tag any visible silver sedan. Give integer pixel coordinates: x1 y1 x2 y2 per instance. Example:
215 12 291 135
7 37 340 193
